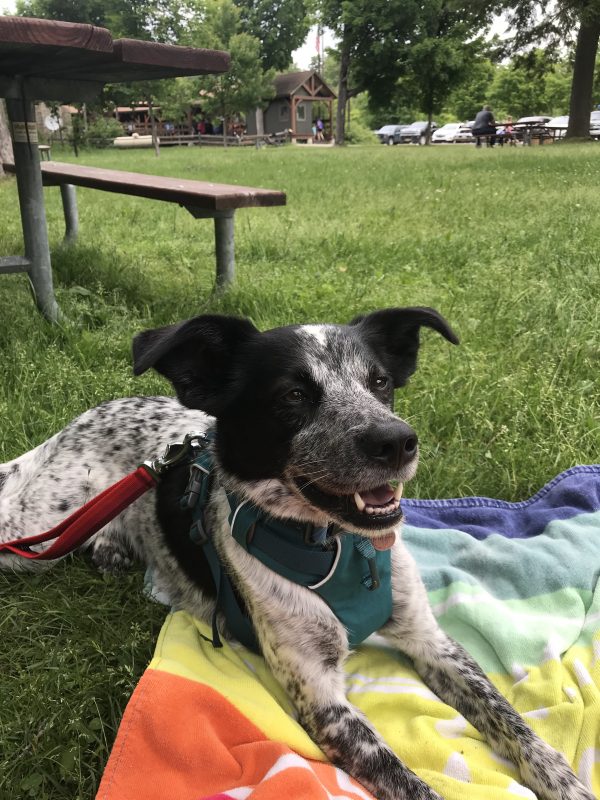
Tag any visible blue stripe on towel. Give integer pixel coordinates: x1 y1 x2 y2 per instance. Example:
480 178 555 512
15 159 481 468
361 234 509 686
403 465 600 539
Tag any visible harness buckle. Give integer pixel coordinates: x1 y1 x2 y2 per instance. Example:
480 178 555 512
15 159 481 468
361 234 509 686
142 431 208 480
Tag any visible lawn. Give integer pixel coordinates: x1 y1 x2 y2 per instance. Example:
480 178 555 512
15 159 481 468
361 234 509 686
1 141 599 798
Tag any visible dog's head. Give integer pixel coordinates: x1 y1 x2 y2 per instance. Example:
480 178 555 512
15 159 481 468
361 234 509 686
133 308 458 546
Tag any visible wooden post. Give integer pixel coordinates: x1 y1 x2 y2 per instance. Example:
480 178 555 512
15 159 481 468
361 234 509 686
291 96 297 138
149 98 159 157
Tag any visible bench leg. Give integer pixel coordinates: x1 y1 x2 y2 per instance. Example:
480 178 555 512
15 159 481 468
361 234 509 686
214 211 235 289
59 184 79 244
185 206 236 290
5 97 60 322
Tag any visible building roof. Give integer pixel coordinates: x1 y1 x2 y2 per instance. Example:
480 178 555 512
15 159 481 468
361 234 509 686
273 70 336 100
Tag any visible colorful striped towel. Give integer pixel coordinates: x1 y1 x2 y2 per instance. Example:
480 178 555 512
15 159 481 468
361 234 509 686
97 466 600 800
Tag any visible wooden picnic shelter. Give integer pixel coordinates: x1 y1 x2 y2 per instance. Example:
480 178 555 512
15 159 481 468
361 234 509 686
247 70 336 142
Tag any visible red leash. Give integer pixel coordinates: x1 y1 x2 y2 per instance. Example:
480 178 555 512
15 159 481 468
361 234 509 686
0 432 206 562
0 466 157 560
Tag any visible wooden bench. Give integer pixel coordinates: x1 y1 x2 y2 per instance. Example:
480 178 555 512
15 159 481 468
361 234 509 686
2 161 286 289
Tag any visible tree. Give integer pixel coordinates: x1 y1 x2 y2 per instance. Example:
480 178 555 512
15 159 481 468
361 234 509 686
196 0 275 144
321 0 493 144
504 0 600 138
233 0 311 71
320 0 422 144
445 58 495 120
386 13 490 141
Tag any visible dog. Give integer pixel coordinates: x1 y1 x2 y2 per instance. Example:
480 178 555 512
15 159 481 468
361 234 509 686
0 307 593 800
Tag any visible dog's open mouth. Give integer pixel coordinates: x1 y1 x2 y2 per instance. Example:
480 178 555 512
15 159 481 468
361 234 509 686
293 476 404 542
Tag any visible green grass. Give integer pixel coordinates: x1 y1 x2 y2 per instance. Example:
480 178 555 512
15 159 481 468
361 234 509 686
1 142 600 798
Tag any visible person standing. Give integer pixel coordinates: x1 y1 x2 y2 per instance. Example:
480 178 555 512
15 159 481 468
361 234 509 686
316 117 324 141
472 106 496 147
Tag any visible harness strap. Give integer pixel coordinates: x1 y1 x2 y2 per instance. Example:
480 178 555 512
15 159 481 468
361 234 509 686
0 466 157 560
183 443 391 654
232 509 336 579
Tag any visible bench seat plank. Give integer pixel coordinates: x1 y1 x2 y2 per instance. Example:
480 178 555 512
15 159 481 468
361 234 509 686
3 162 286 211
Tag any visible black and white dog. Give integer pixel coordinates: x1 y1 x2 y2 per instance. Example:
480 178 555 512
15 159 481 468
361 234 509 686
0 308 592 800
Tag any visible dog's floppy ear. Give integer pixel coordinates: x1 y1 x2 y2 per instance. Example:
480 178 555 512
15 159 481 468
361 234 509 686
349 307 459 388
132 314 258 412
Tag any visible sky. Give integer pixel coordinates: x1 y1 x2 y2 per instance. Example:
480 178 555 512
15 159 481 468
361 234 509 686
292 26 337 70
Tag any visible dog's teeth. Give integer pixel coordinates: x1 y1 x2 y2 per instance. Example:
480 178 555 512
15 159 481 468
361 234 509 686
393 483 404 501
354 492 366 512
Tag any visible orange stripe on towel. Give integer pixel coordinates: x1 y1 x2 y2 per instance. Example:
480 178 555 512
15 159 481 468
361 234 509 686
97 669 373 800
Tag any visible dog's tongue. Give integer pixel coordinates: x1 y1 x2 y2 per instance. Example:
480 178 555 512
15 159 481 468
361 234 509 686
372 532 396 551
359 484 395 506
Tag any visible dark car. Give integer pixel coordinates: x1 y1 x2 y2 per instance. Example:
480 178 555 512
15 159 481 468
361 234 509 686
375 124 409 145
399 120 438 145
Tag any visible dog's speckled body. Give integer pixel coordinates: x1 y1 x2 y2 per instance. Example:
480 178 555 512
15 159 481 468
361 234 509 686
0 309 592 800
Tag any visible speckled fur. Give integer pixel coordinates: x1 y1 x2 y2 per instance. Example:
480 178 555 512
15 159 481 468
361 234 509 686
0 312 593 800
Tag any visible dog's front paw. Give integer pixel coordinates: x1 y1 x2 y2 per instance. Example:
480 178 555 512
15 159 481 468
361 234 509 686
520 744 595 800
361 765 443 800
90 533 132 575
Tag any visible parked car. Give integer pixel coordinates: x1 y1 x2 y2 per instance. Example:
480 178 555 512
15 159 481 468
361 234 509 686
431 122 462 143
399 120 438 144
545 115 569 139
544 112 600 140
375 124 408 145
453 123 475 144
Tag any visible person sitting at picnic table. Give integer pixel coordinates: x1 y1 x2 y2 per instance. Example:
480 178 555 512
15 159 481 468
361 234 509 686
504 115 515 145
473 105 496 148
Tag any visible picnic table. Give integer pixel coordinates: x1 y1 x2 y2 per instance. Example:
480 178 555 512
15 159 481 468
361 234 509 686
0 15 232 321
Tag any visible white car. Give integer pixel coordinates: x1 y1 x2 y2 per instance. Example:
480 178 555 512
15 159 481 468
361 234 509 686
453 123 475 143
545 115 569 139
431 123 462 143
546 112 600 139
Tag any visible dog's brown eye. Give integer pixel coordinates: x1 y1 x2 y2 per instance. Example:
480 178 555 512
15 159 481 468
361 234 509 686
283 388 307 404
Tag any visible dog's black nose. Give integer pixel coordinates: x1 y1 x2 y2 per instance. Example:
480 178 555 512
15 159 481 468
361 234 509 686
357 421 418 470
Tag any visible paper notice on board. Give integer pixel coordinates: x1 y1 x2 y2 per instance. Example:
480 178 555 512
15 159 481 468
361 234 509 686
11 122 39 143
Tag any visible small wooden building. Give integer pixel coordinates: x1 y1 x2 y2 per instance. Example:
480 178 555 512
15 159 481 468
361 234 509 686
246 70 336 141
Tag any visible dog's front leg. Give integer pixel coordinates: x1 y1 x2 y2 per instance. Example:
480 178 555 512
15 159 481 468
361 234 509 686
218 532 441 800
380 540 594 800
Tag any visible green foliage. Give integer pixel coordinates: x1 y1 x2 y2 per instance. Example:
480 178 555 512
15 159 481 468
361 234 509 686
154 78 198 125
85 115 125 144
445 58 495 122
197 0 275 121
234 0 311 71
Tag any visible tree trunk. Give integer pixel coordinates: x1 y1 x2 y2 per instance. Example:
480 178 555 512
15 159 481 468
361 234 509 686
426 109 433 145
335 23 352 145
255 106 264 146
0 99 13 176
566 15 600 139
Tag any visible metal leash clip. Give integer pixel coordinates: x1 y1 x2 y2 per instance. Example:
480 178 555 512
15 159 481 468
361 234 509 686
142 431 208 481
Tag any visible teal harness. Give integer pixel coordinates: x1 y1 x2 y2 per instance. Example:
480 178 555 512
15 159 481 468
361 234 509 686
181 433 393 654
